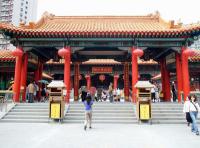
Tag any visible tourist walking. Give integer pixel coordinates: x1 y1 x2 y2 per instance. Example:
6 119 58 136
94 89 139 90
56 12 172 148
27 82 35 103
151 85 156 103
108 83 113 102
33 82 38 101
81 89 87 102
41 85 47 102
171 82 177 102
83 93 93 130
188 94 200 135
183 97 192 126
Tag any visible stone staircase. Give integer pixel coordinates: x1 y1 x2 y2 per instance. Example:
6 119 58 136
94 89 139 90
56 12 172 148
151 103 200 124
0 102 199 124
64 102 137 124
0 103 49 123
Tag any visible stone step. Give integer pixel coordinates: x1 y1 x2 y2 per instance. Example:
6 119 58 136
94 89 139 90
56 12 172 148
66 113 135 116
69 110 134 113
0 118 49 123
63 120 138 124
11 109 48 112
151 110 182 113
65 116 137 120
3 115 48 119
15 106 48 109
15 103 48 106
152 120 200 124
69 106 134 109
8 112 48 116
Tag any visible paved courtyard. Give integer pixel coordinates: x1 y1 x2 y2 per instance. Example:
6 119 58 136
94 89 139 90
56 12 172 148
0 123 199 148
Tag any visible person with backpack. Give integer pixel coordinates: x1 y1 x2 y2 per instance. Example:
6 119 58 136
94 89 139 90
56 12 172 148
183 97 192 126
188 94 200 135
83 92 93 130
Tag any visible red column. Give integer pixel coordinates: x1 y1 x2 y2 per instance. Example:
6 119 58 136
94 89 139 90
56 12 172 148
132 48 144 103
74 62 79 101
160 58 171 101
58 47 71 103
12 47 23 102
160 59 166 101
124 62 129 101
114 74 119 90
85 74 91 91
38 62 43 100
175 53 183 103
181 47 194 100
20 53 28 102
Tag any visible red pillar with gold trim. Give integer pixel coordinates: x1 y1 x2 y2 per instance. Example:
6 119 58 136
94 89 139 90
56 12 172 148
38 62 43 100
85 74 91 91
132 48 143 103
181 47 194 100
58 47 71 103
114 74 119 90
20 53 28 102
124 62 129 101
74 62 79 101
160 58 171 101
160 59 166 101
12 47 23 102
175 53 183 103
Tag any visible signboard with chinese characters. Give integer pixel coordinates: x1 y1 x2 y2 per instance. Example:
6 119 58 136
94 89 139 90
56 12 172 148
140 104 150 120
92 67 112 73
50 103 61 119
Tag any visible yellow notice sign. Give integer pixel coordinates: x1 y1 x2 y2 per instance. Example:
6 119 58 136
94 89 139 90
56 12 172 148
140 104 150 120
51 103 60 119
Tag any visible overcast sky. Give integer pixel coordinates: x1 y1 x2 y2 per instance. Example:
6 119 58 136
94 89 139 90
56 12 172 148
37 0 200 24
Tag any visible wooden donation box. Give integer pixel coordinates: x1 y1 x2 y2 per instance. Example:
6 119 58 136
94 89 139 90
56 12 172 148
47 80 66 122
135 81 153 123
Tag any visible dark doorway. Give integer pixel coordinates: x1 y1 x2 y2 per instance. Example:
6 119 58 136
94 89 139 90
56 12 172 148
91 74 113 89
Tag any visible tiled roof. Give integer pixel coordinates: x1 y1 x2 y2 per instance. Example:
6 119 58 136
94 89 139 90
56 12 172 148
189 50 200 62
0 12 200 38
0 50 15 61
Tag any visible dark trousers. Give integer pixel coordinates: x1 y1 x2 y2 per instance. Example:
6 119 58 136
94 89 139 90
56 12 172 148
172 91 177 102
151 93 155 100
28 93 34 103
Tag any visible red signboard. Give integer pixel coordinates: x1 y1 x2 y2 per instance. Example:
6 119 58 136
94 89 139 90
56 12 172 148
92 67 112 73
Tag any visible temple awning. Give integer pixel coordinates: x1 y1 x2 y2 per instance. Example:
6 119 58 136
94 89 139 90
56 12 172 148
0 50 15 62
0 12 200 38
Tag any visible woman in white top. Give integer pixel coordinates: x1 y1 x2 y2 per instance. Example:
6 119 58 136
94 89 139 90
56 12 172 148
183 97 192 126
187 94 200 135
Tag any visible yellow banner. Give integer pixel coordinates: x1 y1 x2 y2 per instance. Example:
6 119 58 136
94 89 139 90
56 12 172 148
140 104 150 120
51 103 60 119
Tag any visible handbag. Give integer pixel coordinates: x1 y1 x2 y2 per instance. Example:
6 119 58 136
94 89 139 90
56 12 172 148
186 112 192 123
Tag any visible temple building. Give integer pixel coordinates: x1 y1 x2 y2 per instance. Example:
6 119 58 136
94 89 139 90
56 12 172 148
0 12 200 103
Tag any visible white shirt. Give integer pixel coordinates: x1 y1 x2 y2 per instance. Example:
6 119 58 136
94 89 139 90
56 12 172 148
151 87 155 93
189 102 200 112
183 100 190 113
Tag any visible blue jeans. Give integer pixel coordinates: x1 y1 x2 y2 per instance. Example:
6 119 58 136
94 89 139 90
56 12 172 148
189 111 199 133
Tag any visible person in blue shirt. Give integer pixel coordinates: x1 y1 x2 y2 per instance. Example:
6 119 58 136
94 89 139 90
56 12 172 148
83 93 93 130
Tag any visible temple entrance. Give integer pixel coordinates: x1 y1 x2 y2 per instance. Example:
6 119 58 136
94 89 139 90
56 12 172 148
91 74 113 90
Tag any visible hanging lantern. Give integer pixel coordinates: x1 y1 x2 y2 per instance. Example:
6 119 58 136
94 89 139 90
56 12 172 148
99 74 105 81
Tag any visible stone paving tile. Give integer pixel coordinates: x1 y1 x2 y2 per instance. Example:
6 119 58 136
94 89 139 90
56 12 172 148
0 123 200 148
